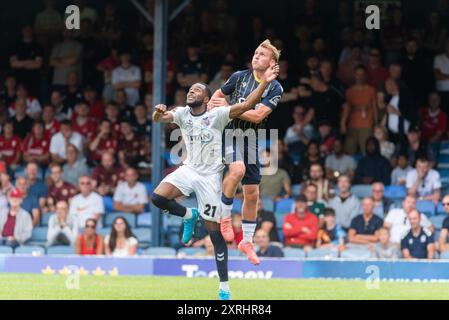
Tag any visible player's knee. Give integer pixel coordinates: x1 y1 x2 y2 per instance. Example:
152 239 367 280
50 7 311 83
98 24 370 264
244 188 259 203
229 163 246 181
151 193 169 210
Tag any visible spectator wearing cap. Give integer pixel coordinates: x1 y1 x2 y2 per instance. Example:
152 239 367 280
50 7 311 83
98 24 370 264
328 175 360 230
71 100 97 141
371 182 394 218
15 177 40 226
255 229 284 258
283 194 319 250
383 195 433 245
22 121 51 167
419 92 448 142
69 176 104 229
372 227 400 259
255 198 279 243
49 120 85 165
47 200 78 246
348 197 383 246
42 163 77 214
438 195 449 252
391 154 412 185
0 188 33 248
406 157 441 203
113 168 148 214
394 125 434 167
259 149 291 200
325 138 356 183
401 209 435 259
355 137 391 185
88 119 118 164
92 152 125 196
111 51 142 106
316 208 346 250
62 144 89 186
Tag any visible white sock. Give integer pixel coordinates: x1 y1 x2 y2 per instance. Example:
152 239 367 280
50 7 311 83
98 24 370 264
221 202 233 218
242 222 256 243
183 208 193 220
219 281 229 292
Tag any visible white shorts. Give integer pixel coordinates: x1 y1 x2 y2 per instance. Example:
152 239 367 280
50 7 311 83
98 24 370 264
162 165 222 222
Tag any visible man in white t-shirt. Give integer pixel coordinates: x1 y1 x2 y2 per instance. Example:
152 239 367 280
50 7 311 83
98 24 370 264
406 157 441 202
113 168 148 214
383 195 433 244
112 52 141 106
433 40 449 114
69 176 104 228
50 120 84 164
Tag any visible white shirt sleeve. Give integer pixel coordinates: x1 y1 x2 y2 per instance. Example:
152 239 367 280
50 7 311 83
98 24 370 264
432 171 442 190
169 107 187 127
137 184 149 204
111 68 120 85
405 170 415 189
113 183 123 203
434 55 443 70
211 106 231 131
49 135 60 155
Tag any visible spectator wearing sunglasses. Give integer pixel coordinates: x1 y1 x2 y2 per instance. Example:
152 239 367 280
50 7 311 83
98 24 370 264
75 218 104 255
69 176 104 229
438 195 449 252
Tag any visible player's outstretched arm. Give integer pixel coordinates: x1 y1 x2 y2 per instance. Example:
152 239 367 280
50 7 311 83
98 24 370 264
228 64 279 119
152 104 174 123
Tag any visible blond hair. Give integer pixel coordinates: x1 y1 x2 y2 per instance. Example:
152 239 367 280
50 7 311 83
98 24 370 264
259 39 281 62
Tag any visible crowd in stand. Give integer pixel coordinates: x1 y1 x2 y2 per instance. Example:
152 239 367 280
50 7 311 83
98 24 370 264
1 0 449 259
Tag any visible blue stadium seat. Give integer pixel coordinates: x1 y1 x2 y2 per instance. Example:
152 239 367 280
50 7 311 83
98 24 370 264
416 200 436 217
232 199 243 213
384 185 407 200
439 169 449 184
430 215 447 230
438 154 449 166
142 247 176 257
283 247 306 258
104 213 137 228
15 246 45 255
30 227 48 244
437 202 447 215
261 198 274 212
292 184 302 196
97 228 111 237
307 248 338 259
144 182 153 195
439 251 449 260
46 246 74 255
40 213 52 227
275 198 294 214
137 213 152 227
340 248 373 259
351 185 372 199
178 247 206 256
103 196 114 212
228 249 241 257
274 213 288 230
133 228 152 246
0 246 13 254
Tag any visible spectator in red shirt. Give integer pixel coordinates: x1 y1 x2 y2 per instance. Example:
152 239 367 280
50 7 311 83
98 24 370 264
118 120 145 168
71 100 97 141
88 119 117 163
283 194 319 250
42 163 77 214
42 104 60 137
105 102 122 138
75 218 104 255
365 47 388 88
22 120 51 166
420 92 448 142
92 151 125 196
83 85 105 120
0 120 22 171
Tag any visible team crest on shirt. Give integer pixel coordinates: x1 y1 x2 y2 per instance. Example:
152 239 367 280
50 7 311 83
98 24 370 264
201 117 210 127
420 235 427 243
242 82 247 88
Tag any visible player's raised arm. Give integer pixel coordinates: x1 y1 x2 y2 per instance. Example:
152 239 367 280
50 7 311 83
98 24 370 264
228 64 279 119
152 104 174 123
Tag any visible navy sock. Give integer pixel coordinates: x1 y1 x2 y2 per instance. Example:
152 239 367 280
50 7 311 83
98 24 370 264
221 193 234 205
151 193 186 218
209 230 228 282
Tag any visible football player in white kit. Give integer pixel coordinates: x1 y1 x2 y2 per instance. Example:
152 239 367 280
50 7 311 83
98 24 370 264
151 64 278 300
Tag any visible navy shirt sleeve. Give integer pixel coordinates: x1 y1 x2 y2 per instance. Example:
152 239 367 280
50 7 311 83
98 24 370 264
442 217 449 231
374 216 384 231
349 215 359 232
400 234 409 251
260 82 284 110
221 71 242 95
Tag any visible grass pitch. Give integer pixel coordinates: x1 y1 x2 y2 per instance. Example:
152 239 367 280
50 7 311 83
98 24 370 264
1 274 449 300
